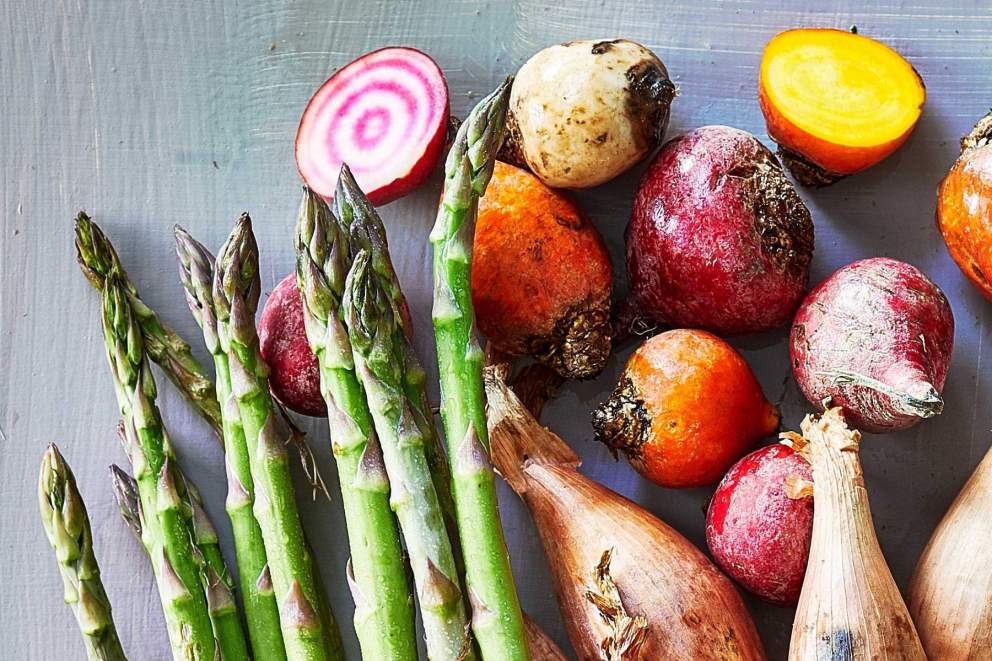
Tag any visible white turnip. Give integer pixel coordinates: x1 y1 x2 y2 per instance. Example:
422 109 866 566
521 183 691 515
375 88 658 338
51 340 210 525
502 39 675 189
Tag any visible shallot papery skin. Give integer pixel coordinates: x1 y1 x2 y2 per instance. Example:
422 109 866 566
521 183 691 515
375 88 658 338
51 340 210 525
485 368 766 660
785 408 925 660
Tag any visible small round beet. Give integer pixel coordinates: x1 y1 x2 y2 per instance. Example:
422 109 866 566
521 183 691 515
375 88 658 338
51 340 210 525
473 161 613 379
791 257 954 433
706 444 814 607
592 329 780 488
259 274 326 417
625 125 814 335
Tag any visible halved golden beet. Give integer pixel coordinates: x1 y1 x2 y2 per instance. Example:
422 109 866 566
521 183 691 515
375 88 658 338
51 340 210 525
759 28 925 186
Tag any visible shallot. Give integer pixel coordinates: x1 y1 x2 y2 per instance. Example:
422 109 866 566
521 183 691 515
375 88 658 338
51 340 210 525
782 408 925 660
486 366 765 660
909 445 992 658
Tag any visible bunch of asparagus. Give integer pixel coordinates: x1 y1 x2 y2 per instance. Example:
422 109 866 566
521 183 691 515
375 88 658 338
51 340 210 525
101 266 249 659
46 80 536 661
292 79 528 661
72 213 344 660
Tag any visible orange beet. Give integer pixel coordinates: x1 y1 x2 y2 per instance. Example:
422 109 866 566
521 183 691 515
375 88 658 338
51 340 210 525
937 111 992 301
472 161 613 379
593 329 780 488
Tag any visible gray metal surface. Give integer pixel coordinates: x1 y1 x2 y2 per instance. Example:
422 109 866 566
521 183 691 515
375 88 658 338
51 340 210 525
3 1 991 658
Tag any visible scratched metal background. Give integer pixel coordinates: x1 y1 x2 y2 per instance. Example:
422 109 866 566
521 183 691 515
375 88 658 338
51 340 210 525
3 1 992 658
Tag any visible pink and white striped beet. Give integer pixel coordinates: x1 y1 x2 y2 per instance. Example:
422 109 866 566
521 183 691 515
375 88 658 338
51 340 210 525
296 47 449 205
790 257 954 433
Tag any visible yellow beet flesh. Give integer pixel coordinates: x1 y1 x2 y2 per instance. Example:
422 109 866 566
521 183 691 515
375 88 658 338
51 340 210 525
759 28 925 178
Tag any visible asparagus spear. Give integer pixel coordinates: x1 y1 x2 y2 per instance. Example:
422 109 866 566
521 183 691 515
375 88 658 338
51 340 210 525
74 212 222 437
295 187 417 660
429 79 529 660
213 214 344 661
334 167 462 561
100 273 241 660
110 460 249 661
40 444 129 661
175 227 288 661
185 479 251 660
110 464 143 541
345 248 473 660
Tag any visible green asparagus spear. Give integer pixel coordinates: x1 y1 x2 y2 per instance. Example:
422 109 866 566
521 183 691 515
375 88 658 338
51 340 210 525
111 461 249 661
429 79 529 660
185 479 251 660
334 167 462 564
110 464 143 541
295 187 417 661
40 444 129 661
345 249 473 660
213 214 344 661
74 212 222 437
100 273 232 660
175 227 288 661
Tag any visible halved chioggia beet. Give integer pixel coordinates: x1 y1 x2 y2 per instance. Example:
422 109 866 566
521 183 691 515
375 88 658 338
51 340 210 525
296 47 449 205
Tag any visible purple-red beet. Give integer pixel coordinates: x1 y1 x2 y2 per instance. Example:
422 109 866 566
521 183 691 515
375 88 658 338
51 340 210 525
623 125 814 336
791 257 954 433
706 444 814 607
259 274 326 417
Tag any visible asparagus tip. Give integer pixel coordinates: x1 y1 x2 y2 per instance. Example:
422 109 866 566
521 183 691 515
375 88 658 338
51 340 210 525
39 443 66 495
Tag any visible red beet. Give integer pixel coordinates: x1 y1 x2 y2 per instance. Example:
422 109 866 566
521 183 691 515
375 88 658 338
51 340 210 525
624 125 814 335
259 274 326 417
705 444 814 607
296 47 449 205
791 257 954 433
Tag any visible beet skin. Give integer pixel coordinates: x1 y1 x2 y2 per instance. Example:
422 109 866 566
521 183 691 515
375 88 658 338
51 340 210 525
791 257 954 433
706 444 813 607
259 274 326 417
625 125 814 335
